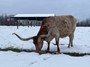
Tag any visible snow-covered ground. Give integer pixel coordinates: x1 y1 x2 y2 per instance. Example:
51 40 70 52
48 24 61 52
0 26 90 67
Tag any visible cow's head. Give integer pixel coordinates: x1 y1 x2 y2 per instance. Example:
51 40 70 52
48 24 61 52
31 35 46 53
31 36 43 53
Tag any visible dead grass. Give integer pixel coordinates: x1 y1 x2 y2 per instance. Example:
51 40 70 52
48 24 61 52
0 47 90 57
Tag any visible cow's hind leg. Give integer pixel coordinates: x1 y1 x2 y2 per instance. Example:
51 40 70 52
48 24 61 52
68 33 74 48
55 37 60 53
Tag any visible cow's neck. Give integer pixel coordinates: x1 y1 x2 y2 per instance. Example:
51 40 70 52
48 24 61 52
37 26 48 37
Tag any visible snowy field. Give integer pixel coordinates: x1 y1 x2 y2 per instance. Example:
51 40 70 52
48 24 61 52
0 26 90 67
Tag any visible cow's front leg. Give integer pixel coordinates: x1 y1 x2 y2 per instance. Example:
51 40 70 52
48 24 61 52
46 42 50 52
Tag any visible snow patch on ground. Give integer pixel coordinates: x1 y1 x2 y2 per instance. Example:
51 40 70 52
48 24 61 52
0 26 90 67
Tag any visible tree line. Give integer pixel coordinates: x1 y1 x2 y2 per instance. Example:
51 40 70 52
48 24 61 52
77 18 90 27
0 14 90 27
0 14 17 26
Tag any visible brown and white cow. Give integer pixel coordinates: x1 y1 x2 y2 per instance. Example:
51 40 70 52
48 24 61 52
13 15 76 53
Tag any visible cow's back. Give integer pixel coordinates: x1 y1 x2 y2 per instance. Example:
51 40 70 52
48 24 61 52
42 15 76 38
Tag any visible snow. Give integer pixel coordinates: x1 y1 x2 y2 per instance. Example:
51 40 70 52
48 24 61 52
0 26 90 67
14 14 55 17
0 51 90 67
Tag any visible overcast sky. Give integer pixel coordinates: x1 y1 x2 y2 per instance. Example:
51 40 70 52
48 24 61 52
0 0 90 20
